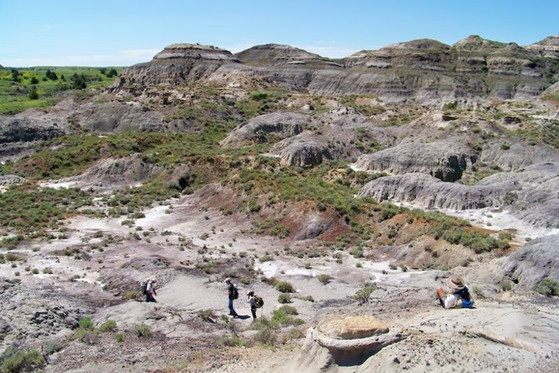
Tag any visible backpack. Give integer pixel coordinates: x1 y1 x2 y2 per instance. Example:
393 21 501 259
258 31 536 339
232 285 239 300
141 281 148 295
455 287 474 308
254 295 264 309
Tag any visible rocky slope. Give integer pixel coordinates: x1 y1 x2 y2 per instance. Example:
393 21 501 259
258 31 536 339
1 35 559 373
115 35 559 105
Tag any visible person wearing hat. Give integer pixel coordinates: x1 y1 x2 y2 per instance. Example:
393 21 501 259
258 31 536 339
436 276 474 309
224 278 239 318
145 278 157 303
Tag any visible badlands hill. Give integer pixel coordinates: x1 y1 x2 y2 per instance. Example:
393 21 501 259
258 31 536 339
0 35 558 372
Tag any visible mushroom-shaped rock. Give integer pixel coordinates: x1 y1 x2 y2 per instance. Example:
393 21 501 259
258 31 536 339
317 315 389 340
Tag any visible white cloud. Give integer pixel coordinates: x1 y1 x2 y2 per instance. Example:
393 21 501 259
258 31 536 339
0 49 160 67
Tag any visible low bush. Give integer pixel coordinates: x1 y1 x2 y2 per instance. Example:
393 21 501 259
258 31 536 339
318 274 332 285
0 346 46 373
134 323 153 337
198 309 215 322
276 281 295 293
500 280 512 292
353 284 377 305
278 293 292 304
42 341 62 356
78 317 94 330
98 320 117 332
535 277 559 297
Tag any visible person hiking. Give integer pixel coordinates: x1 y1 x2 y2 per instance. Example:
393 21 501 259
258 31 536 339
247 290 257 321
145 278 157 303
436 275 474 309
224 278 239 318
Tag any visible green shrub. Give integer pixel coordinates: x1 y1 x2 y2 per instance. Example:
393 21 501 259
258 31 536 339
259 255 272 263
42 341 62 355
472 286 484 298
500 280 512 292
277 305 298 315
318 274 332 285
0 347 46 373
535 277 559 297
276 281 295 293
133 323 153 337
98 320 117 332
272 306 299 325
115 333 124 343
278 293 292 304
353 284 377 305
78 317 94 330
198 309 215 321
122 290 142 300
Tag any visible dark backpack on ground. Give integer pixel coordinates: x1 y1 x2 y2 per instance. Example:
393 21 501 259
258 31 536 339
232 285 239 299
254 295 264 309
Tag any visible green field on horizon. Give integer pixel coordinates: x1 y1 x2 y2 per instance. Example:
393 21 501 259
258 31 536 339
0 66 125 114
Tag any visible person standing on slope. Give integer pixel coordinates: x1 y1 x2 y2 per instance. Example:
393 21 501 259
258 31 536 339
225 278 239 318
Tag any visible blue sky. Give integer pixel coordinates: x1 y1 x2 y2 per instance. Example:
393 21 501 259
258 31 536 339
1 0 558 67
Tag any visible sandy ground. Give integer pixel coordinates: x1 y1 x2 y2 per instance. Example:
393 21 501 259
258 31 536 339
6 182 559 373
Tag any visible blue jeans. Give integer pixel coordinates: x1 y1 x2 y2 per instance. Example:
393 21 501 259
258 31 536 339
228 298 238 316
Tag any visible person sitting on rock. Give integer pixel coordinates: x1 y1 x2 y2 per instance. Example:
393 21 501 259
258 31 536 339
145 278 157 303
436 275 474 309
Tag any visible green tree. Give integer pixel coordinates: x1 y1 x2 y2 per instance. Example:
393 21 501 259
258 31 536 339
11 68 20 82
30 76 39 84
106 68 118 78
28 85 39 100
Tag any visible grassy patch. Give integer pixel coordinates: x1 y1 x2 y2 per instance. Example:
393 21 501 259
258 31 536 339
0 66 123 114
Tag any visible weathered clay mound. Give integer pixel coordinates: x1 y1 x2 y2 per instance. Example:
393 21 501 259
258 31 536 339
358 173 508 210
0 99 165 144
526 35 559 59
0 109 69 143
118 44 239 87
355 140 477 182
235 44 329 66
481 141 559 171
75 100 165 132
153 43 239 62
220 112 309 148
278 141 328 167
479 162 559 227
53 154 168 191
499 234 559 290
